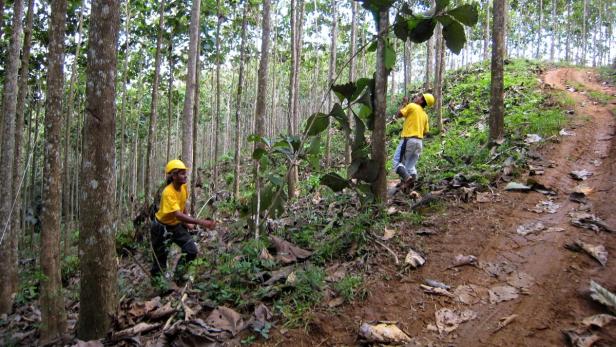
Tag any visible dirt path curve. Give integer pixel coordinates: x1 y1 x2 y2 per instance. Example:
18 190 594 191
266 68 616 347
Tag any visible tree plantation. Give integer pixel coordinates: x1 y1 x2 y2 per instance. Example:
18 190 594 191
0 0 615 345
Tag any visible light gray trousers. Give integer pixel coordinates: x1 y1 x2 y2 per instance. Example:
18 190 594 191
393 137 423 180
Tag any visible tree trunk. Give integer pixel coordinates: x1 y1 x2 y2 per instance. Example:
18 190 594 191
166 40 174 163
0 0 24 315
287 0 299 198
371 8 389 202
581 0 587 65
12 0 34 248
535 0 542 59
40 0 68 341
213 0 222 191
346 0 357 166
63 5 85 253
145 0 166 204
191 36 201 213
549 0 556 61
118 0 131 212
77 0 120 339
253 0 271 236
325 0 337 167
489 0 506 145
424 39 434 89
483 0 490 61
434 23 445 133
182 0 201 171
234 1 248 201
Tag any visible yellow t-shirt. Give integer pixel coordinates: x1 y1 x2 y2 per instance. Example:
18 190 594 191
155 183 188 225
400 103 429 138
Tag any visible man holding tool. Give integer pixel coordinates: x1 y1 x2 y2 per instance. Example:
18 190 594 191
150 159 216 282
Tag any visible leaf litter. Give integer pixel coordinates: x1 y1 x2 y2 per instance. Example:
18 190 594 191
565 240 608 266
433 308 477 334
358 321 412 344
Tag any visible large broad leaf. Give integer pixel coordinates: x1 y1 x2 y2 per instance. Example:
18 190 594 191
447 4 479 26
352 112 367 154
443 20 466 54
251 184 287 217
304 112 329 136
435 0 450 14
351 78 373 101
359 0 395 12
267 174 284 187
393 13 410 41
320 173 350 192
252 147 267 160
307 135 321 156
355 88 373 110
329 103 350 132
332 82 356 103
350 158 380 182
384 41 396 70
409 18 436 43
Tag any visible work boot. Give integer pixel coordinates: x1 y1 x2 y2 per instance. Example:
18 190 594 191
400 176 415 194
395 165 409 181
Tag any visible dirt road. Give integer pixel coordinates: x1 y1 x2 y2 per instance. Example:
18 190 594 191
271 68 616 346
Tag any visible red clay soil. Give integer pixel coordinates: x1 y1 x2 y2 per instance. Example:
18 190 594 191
264 68 616 346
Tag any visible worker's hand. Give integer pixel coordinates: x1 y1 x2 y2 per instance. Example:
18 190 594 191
400 95 409 106
200 219 216 230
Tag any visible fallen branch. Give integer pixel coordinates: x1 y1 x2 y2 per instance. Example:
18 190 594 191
371 236 399 265
111 322 161 341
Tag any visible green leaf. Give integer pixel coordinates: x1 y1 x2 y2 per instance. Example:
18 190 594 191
360 0 395 12
329 103 349 131
435 0 450 14
409 18 436 43
320 173 350 192
351 78 374 101
443 20 466 54
393 14 410 41
247 134 262 143
267 174 284 187
332 82 356 103
367 41 377 52
447 4 479 26
350 159 380 182
304 113 330 136
252 147 267 160
384 41 396 70
307 135 321 156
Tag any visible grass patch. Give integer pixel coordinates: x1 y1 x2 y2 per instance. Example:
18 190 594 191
552 90 576 107
587 90 612 105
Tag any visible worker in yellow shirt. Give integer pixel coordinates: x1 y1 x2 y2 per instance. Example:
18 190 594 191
393 93 434 185
150 159 216 281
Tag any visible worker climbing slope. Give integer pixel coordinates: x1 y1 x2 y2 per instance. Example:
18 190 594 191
393 92 434 188
150 159 216 282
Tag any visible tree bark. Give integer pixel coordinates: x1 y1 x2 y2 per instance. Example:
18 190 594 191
234 1 248 201
182 0 201 171
580 0 587 65
535 0 542 59
145 0 167 204
63 5 85 250
549 0 556 61
346 0 357 166
371 8 389 202
489 0 506 145
253 0 271 236
483 0 490 61
434 23 445 133
118 0 131 212
77 0 120 339
166 39 174 163
40 0 68 341
0 0 24 315
325 0 337 167
287 0 300 198
12 0 34 248
213 0 222 191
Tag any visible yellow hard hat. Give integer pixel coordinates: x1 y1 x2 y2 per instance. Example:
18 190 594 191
165 159 188 174
423 93 435 107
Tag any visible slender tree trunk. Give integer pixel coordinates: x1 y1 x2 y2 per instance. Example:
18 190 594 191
253 0 271 236
535 0 542 59
234 2 248 201
489 0 506 145
581 0 587 65
63 5 85 253
118 0 131 212
325 0 337 167
40 0 68 341
434 23 445 133
77 0 120 339
0 0 5 41
213 0 222 191
182 0 201 171
0 0 24 315
549 0 556 62
191 37 201 212
346 0 357 166
145 0 166 204
12 0 34 249
166 40 174 163
483 0 490 61
287 0 299 198
371 8 389 202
